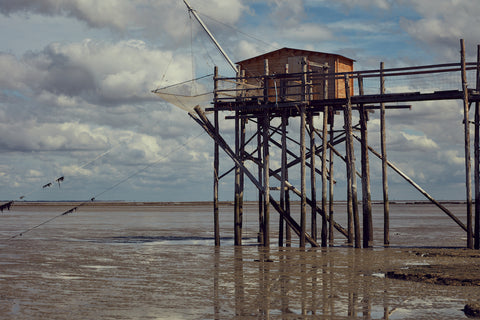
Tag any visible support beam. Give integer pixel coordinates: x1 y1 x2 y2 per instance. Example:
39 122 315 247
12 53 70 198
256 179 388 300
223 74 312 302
257 119 264 244
300 57 308 248
461 39 473 248
358 76 373 248
380 62 390 246
308 113 317 242
262 115 270 247
213 66 220 246
328 111 335 244
279 113 288 247
321 67 329 247
344 75 361 248
476 44 480 250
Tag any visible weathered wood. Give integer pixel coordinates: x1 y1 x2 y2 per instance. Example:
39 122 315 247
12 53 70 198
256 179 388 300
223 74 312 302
344 75 361 248
262 114 270 247
300 57 308 248
279 113 288 247
263 59 270 247
328 113 335 244
213 66 220 246
270 197 319 247
476 45 480 250
257 119 264 244
380 62 390 246
358 76 373 248
309 113 317 241
461 39 473 249
322 66 329 247
234 105 241 245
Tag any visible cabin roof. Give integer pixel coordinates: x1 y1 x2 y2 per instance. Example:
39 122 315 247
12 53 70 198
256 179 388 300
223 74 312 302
236 47 355 65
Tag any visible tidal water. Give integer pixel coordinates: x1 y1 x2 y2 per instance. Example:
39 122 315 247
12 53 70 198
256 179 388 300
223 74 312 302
0 202 477 319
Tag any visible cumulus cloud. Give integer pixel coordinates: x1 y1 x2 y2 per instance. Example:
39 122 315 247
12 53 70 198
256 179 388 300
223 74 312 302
0 0 247 41
399 0 480 60
0 39 194 109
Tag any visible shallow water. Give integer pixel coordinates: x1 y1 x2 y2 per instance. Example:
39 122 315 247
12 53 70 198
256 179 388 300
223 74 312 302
0 202 477 319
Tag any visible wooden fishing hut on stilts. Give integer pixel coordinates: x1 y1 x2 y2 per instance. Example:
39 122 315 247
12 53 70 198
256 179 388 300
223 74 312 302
186 39 480 249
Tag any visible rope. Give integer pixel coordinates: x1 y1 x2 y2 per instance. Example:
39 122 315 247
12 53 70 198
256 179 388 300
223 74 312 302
4 131 206 240
197 11 278 51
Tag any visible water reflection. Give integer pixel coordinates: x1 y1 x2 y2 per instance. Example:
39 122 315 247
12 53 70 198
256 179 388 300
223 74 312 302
213 247 403 319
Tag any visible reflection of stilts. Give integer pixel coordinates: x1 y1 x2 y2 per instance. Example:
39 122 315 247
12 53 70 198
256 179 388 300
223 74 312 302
234 246 245 317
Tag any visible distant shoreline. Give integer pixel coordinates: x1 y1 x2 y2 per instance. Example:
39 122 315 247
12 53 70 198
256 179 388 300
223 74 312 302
4 200 470 207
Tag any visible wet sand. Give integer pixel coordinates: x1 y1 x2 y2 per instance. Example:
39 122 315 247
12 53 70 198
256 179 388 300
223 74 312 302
0 202 478 319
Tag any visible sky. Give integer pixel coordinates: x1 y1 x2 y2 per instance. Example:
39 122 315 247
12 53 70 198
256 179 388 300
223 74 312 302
0 0 479 202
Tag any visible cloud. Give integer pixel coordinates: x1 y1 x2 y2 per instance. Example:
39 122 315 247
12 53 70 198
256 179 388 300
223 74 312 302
0 0 247 41
399 0 480 60
0 39 194 108
306 0 392 11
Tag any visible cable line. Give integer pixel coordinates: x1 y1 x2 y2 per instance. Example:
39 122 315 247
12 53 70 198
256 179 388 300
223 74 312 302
4 131 206 240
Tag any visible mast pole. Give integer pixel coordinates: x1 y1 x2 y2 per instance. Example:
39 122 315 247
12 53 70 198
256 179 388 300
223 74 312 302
183 0 238 73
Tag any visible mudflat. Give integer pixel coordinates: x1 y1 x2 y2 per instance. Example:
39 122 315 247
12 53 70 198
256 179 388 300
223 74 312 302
0 201 478 319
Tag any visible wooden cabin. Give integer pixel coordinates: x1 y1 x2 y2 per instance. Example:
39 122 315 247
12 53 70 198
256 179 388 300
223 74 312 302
236 47 354 100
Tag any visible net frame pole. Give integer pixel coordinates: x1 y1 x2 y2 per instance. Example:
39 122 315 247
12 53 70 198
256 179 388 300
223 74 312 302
183 0 238 74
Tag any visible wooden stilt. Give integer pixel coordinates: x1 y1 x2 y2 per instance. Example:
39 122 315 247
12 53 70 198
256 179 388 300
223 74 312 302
475 44 480 250
461 39 473 249
279 113 288 247
300 106 307 248
328 112 335 245
344 75 361 248
300 57 308 248
358 76 373 248
380 62 390 246
257 119 264 244
234 68 245 246
285 150 292 247
263 59 270 248
213 66 220 246
321 68 329 247
309 113 317 242
234 109 242 245
263 114 270 247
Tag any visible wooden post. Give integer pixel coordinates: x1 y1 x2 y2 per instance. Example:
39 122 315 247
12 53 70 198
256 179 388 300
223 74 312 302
239 71 246 246
300 57 308 248
328 111 335 244
263 114 270 247
344 75 361 248
309 113 317 242
285 65 292 247
475 44 480 250
234 108 242 245
279 113 288 247
213 66 220 246
358 76 373 248
321 67 329 247
257 119 264 244
263 59 270 247
234 67 244 246
380 62 390 245
461 39 473 249
300 107 307 248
